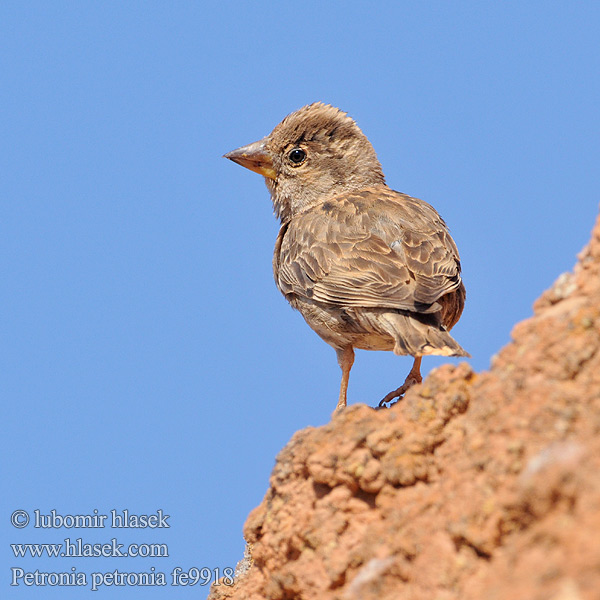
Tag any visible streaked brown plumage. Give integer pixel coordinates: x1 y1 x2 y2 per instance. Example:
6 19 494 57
225 103 468 412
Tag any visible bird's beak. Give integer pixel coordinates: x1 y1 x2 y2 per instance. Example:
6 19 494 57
224 138 277 180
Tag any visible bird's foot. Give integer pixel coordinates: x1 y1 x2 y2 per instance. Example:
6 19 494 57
378 375 422 408
334 399 347 413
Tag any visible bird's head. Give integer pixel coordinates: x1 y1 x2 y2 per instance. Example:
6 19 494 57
224 103 386 221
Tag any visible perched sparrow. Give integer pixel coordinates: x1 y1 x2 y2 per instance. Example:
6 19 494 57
225 103 468 411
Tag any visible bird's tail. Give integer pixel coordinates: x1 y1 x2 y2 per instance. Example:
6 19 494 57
379 311 470 358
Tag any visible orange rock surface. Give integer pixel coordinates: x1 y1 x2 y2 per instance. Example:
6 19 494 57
210 207 600 600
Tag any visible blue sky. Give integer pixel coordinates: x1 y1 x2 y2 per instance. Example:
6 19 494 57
1 2 598 598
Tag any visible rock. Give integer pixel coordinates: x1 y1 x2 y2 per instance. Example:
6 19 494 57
209 206 600 600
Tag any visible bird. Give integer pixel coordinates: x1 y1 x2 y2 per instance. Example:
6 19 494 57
224 103 468 412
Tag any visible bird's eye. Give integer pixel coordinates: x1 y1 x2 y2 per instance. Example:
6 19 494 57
288 148 306 165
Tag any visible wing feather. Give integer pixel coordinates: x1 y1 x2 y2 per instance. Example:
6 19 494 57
274 188 462 313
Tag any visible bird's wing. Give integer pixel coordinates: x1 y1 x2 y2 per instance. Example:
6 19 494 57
275 188 462 312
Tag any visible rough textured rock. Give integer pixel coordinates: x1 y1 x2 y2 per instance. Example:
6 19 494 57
210 207 600 600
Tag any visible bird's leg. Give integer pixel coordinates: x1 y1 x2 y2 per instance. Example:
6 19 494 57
379 356 423 407
335 346 355 412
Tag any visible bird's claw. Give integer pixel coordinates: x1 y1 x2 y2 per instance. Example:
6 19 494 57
377 376 421 409
377 389 405 409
